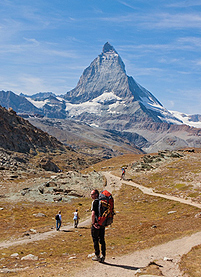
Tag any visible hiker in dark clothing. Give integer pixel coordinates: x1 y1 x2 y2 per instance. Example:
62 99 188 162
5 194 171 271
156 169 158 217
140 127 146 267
56 211 62 231
90 189 106 263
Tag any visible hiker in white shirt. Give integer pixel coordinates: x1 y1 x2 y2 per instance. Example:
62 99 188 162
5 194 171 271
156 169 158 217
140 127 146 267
73 209 79 228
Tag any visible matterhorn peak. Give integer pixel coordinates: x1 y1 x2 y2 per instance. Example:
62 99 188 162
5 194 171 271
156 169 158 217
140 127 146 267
102 42 117 54
64 42 163 108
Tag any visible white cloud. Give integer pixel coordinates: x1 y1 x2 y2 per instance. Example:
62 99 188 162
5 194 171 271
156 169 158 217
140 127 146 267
117 1 137 10
177 37 201 47
194 60 201 66
150 13 201 29
167 1 201 8
100 12 201 29
46 49 79 58
23 37 40 46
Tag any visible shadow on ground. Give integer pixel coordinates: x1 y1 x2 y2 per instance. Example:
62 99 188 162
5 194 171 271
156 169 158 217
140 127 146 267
103 261 141 271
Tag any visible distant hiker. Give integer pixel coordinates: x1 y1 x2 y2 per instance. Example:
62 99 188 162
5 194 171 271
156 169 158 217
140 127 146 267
55 211 62 231
120 167 125 180
73 209 79 228
90 189 106 263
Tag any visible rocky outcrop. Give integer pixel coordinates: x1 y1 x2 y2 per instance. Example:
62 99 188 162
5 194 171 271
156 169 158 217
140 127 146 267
131 150 185 172
15 171 105 202
0 148 30 171
37 157 61 172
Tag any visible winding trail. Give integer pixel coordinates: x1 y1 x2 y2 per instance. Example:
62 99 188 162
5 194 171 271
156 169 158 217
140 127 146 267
1 172 201 276
76 172 201 277
103 172 201 209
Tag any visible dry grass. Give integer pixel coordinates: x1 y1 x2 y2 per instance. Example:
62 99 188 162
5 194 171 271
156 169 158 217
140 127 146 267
180 244 201 277
81 153 143 173
1 184 201 276
0 198 91 242
128 151 201 202
91 150 201 202
1 149 201 275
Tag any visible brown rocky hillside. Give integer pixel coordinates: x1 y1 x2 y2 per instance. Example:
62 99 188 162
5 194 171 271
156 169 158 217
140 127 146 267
0 105 67 154
0 105 100 172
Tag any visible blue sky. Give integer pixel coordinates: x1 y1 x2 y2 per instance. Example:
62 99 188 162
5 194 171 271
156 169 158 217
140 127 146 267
1 0 201 114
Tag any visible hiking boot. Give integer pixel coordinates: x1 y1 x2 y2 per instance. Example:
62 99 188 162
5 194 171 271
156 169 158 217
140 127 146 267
99 255 105 263
92 255 101 261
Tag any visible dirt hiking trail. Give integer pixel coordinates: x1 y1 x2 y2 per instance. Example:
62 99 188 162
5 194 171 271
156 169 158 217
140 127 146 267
103 172 201 209
75 172 201 277
0 172 201 276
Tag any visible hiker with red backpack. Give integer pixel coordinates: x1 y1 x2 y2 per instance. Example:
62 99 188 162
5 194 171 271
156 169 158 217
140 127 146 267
120 167 125 180
90 189 114 263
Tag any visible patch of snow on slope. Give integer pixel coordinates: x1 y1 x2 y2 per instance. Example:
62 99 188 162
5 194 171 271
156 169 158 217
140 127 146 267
26 97 48 108
170 111 201 128
141 97 182 124
65 100 100 116
95 91 121 103
65 92 122 116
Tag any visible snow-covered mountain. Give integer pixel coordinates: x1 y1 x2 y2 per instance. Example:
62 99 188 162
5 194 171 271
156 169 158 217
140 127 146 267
1 43 200 128
63 42 182 128
1 42 201 152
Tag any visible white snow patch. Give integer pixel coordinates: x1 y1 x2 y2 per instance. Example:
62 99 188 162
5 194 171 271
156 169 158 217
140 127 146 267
90 123 99 128
65 100 101 116
95 91 121 103
170 111 201 128
65 91 123 116
26 97 48 108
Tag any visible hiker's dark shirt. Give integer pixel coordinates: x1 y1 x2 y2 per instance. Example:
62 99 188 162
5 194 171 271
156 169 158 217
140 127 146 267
91 199 99 223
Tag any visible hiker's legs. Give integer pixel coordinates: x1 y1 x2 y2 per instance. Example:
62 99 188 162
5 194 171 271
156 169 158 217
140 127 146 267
74 219 78 228
99 227 106 257
56 220 61 230
91 226 100 257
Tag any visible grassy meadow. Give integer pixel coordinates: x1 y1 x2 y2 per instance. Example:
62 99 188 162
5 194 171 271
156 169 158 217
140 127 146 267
0 149 201 276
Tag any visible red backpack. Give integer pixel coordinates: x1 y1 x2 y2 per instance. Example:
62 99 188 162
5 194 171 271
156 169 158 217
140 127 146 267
97 190 115 226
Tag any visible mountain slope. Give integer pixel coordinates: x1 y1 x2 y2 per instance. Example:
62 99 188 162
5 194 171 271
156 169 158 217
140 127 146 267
0 105 106 171
28 117 144 159
64 42 161 105
0 105 66 154
0 90 41 115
